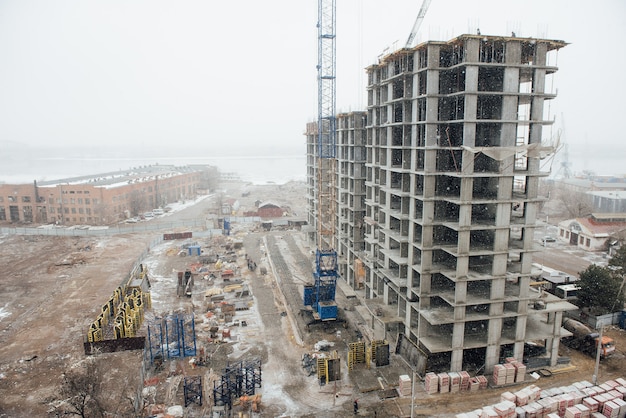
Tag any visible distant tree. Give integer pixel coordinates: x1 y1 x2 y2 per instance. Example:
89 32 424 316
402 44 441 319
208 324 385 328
609 245 626 273
557 189 593 218
577 265 625 315
128 190 146 216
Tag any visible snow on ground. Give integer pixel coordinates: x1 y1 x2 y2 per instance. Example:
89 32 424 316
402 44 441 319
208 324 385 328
0 305 11 322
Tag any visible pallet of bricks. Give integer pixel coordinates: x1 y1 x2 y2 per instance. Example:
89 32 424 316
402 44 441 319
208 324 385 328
424 372 438 395
398 375 412 397
492 359 525 387
454 377 626 418
423 371 487 395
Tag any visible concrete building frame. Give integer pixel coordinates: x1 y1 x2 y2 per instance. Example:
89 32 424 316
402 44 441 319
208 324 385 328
308 33 577 374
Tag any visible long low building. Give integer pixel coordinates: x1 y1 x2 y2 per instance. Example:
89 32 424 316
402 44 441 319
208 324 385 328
0 164 218 226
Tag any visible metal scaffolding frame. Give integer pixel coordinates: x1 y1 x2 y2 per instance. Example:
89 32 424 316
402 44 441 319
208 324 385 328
212 359 262 409
145 313 196 365
184 376 203 407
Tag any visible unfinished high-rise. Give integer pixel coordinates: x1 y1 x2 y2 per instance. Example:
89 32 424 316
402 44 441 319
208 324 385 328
306 33 574 374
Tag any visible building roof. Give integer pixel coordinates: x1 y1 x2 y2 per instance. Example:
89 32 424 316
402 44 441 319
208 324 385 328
560 217 626 238
36 164 212 189
371 33 568 67
589 190 626 200
555 177 626 191
258 202 282 209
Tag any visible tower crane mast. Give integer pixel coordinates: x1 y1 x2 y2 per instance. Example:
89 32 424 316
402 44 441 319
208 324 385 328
303 0 338 322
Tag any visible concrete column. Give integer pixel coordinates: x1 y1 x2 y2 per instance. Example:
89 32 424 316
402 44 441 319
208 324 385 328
464 38 480 63
517 276 530 302
464 65 478 93
455 282 467 306
456 256 469 282
515 314 527 342
457 230 470 255
492 253 508 278
419 278 431 310
485 344 500 374
451 322 465 371
513 341 525 361
488 316 503 344
450 348 463 372
550 311 563 366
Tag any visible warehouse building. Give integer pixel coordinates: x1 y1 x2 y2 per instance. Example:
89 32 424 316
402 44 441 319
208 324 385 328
0 164 218 225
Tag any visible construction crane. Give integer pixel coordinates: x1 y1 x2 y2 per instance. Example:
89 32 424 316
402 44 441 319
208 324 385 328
405 0 432 48
304 0 338 322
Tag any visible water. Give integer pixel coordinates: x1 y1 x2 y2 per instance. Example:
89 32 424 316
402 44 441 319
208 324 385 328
0 151 307 185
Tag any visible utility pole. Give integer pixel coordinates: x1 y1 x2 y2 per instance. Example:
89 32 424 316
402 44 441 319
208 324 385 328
592 325 602 385
410 368 416 418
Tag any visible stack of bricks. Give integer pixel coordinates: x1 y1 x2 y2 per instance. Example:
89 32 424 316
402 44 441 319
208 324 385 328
477 375 488 390
460 371 471 391
504 363 516 385
449 372 461 393
469 377 480 392
424 371 490 395
513 362 526 383
438 372 450 394
601 400 620 418
424 372 438 395
492 364 507 386
453 378 626 418
398 374 412 397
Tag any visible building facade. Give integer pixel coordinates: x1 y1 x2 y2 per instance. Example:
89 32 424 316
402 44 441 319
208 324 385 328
308 34 575 374
335 112 368 289
557 215 626 252
0 165 218 225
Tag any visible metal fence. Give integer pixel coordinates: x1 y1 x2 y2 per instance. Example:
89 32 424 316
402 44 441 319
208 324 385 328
0 219 210 237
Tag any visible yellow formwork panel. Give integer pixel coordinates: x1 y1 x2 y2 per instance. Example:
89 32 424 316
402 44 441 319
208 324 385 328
87 277 152 342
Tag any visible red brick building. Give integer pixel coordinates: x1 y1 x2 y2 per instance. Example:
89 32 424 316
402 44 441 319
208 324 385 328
257 202 284 219
0 165 218 225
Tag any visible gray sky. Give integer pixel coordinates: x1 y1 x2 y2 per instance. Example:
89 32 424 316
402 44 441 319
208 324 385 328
0 0 624 174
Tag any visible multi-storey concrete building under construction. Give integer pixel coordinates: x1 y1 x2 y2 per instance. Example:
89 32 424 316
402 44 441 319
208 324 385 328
306 33 575 374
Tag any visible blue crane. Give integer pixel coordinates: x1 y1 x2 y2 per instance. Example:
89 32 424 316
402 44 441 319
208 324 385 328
304 0 338 322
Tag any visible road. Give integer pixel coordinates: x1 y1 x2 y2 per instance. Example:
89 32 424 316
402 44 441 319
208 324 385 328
533 223 608 277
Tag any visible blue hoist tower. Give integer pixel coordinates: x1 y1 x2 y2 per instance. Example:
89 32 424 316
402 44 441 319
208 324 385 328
303 0 338 322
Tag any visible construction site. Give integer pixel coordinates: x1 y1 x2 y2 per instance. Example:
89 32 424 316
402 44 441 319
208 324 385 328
0 179 626 418
3 1 626 417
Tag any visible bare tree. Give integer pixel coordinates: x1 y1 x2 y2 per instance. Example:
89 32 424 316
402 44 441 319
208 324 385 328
54 358 105 418
128 190 147 217
557 189 593 218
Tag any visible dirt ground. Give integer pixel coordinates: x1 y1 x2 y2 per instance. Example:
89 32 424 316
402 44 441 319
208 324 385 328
1 182 626 418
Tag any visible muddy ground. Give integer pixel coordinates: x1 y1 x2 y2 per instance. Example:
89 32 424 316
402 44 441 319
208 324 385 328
1 182 626 417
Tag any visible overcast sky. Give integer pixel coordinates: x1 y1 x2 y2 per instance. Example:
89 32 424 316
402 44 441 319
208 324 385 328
0 0 624 174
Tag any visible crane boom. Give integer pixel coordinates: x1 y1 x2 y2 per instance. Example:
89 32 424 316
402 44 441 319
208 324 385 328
405 0 432 48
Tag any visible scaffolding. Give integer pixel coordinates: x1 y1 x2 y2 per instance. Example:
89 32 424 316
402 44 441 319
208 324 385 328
212 359 262 409
146 314 196 365
184 376 203 407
